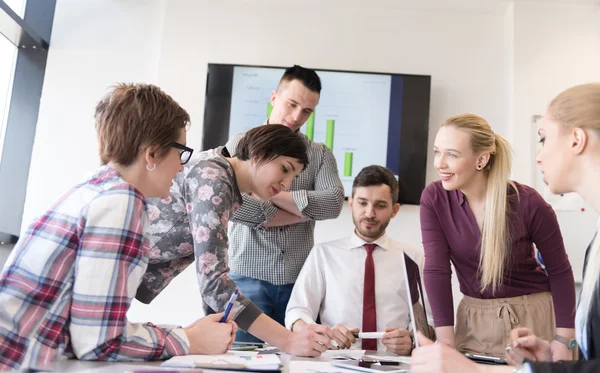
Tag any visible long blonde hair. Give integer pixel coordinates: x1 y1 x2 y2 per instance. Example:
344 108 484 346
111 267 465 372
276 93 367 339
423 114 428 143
443 114 517 293
548 83 600 333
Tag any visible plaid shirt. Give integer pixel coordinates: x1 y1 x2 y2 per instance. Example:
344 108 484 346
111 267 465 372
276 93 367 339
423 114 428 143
0 167 189 371
226 130 345 285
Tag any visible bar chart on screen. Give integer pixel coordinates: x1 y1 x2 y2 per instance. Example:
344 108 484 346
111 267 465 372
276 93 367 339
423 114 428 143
228 66 392 195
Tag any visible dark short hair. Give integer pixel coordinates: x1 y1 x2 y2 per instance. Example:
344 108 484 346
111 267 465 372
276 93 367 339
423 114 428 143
236 124 309 170
352 165 399 203
279 65 322 94
95 83 190 166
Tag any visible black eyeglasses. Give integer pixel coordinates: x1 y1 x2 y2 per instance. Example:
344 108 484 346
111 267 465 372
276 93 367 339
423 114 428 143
171 142 194 165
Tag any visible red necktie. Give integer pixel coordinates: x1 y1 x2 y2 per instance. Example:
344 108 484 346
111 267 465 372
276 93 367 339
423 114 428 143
362 243 377 350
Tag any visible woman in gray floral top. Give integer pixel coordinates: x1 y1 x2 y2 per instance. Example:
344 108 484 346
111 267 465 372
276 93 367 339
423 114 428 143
137 124 336 356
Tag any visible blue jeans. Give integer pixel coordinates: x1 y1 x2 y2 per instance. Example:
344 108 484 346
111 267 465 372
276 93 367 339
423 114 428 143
230 274 295 343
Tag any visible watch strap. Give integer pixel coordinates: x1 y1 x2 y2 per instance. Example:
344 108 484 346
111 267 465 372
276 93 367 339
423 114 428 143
554 335 577 350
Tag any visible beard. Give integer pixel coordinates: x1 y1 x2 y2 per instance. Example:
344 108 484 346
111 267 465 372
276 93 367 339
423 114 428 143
352 215 391 239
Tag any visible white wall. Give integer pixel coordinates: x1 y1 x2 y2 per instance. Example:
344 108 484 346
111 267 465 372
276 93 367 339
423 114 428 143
510 0 600 280
157 0 509 162
21 0 167 228
18 0 600 326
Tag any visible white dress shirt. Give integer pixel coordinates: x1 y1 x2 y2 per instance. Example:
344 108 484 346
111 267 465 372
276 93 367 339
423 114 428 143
285 232 421 351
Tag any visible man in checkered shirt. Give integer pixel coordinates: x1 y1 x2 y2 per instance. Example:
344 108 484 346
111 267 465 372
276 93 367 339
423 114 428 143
226 65 345 342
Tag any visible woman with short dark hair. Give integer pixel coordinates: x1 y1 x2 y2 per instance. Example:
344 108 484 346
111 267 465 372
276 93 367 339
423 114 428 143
140 124 338 357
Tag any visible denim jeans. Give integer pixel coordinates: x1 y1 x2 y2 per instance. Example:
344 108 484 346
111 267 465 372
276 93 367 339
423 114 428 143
230 274 295 343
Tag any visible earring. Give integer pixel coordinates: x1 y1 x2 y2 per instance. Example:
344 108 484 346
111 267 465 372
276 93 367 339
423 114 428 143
476 165 483 170
146 163 156 171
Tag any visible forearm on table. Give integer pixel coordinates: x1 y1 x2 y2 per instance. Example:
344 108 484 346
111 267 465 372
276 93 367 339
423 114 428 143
247 314 293 350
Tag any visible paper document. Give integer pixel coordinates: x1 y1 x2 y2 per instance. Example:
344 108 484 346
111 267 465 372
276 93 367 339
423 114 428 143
318 349 366 360
289 361 349 373
162 352 281 370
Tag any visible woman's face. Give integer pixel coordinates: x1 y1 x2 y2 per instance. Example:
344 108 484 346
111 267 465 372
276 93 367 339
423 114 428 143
433 126 482 191
536 112 575 194
147 128 186 198
251 156 304 200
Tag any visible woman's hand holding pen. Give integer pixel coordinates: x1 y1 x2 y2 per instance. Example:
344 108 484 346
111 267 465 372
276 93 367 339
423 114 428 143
184 312 237 355
332 324 358 349
285 323 335 357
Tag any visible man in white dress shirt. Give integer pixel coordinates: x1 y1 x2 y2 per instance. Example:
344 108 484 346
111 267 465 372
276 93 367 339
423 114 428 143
285 165 428 355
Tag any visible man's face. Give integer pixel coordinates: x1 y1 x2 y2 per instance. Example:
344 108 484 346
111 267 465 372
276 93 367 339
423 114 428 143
269 79 319 132
349 184 400 241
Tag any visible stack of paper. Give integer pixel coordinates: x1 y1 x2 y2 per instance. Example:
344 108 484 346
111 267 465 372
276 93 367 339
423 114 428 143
162 352 281 371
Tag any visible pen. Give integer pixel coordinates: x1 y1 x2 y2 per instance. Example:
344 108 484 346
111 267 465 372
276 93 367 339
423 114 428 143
351 332 386 339
220 289 239 323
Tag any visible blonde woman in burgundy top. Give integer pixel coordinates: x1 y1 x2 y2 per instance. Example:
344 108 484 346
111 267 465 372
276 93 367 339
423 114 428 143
419 114 576 360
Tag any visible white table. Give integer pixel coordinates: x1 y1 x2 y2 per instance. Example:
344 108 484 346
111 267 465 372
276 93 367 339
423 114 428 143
19 350 408 373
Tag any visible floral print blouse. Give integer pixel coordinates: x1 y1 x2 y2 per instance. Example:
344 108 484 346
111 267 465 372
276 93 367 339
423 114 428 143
136 147 263 330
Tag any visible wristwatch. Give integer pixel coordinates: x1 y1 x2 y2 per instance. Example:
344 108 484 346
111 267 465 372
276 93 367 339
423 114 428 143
554 335 577 350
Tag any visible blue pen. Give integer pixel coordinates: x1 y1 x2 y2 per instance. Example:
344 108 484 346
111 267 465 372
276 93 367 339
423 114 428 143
220 290 239 323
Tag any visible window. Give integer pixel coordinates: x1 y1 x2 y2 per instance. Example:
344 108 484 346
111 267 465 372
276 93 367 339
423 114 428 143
3 0 26 18
0 0 52 240
0 0 26 162
0 34 18 162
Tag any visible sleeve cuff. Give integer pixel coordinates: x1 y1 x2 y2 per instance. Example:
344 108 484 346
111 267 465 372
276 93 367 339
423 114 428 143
256 201 278 229
285 310 315 330
234 302 264 331
290 190 309 213
433 320 454 328
162 327 190 358
135 283 157 304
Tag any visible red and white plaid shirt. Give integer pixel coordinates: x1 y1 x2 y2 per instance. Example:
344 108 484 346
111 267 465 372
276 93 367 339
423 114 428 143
0 167 189 371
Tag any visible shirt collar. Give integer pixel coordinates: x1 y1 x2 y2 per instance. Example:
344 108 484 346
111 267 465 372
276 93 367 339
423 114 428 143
456 189 466 205
349 231 390 251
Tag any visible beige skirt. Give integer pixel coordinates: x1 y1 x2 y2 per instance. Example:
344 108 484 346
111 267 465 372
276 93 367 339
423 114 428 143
454 291 555 357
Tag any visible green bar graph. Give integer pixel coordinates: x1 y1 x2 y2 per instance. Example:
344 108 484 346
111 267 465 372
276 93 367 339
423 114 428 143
344 152 353 176
267 102 273 118
326 119 335 150
306 112 315 141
